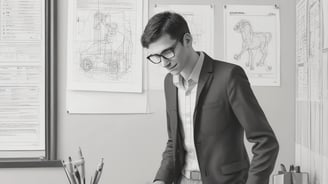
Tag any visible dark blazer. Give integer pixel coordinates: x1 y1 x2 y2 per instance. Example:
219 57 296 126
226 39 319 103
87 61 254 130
154 53 279 184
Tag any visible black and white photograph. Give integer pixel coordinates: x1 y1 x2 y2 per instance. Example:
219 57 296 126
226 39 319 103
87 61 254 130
0 0 327 184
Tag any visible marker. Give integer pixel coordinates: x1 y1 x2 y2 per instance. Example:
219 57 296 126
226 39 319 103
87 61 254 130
295 166 301 173
280 163 287 172
63 159 84 166
94 158 104 184
68 157 74 173
62 160 73 184
74 165 81 184
79 147 86 184
67 157 77 184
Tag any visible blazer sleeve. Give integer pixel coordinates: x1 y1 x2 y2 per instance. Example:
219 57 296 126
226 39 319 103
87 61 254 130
153 111 175 184
153 75 175 184
227 66 279 184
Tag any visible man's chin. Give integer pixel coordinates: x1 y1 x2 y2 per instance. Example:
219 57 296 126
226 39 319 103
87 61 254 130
170 70 180 75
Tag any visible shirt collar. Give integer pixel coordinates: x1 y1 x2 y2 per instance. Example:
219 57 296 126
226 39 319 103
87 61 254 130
173 52 204 88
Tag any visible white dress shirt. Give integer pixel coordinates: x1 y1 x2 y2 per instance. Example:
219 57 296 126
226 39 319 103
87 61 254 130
173 52 204 176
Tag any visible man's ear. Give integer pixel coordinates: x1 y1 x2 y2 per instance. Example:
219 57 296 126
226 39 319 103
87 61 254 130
182 33 193 47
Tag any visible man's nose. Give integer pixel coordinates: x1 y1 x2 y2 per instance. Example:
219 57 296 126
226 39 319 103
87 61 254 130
161 58 170 67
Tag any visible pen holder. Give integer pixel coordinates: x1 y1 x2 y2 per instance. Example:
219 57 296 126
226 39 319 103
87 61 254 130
62 148 104 184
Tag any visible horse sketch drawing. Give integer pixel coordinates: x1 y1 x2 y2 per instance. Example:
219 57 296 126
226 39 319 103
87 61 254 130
233 19 272 71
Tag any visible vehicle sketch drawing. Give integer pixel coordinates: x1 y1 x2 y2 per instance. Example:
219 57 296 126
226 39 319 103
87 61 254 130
233 19 272 71
78 10 133 80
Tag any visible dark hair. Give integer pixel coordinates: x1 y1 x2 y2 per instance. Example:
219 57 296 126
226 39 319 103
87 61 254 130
141 11 190 48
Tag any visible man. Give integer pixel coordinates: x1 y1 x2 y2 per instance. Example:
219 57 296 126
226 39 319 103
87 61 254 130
141 12 279 184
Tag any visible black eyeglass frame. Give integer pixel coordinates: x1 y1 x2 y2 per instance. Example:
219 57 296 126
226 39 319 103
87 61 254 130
146 39 180 64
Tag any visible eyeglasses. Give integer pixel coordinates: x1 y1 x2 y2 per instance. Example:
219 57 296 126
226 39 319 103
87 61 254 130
147 40 179 64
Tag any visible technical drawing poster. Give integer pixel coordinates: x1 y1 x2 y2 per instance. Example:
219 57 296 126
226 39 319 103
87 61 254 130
67 0 143 92
309 0 321 101
296 0 309 101
149 4 214 90
296 1 328 183
322 0 328 49
296 0 308 65
224 5 280 86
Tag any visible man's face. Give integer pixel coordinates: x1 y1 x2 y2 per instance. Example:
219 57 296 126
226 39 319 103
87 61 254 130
147 34 188 75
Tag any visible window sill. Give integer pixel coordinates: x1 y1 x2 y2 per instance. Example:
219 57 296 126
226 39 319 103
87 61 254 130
0 160 62 168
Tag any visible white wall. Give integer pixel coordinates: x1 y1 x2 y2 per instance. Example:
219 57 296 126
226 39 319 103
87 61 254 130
0 168 68 184
0 0 296 183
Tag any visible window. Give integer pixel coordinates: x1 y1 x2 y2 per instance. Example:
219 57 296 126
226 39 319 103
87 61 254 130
0 0 60 167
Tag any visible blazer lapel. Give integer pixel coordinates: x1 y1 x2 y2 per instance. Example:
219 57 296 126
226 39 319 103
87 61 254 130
165 74 179 138
166 74 178 110
193 53 214 123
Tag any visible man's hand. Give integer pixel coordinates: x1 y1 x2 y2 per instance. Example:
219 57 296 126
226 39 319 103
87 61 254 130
153 181 165 184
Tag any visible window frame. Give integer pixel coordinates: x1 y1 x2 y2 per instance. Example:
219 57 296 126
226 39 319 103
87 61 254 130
0 0 61 168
